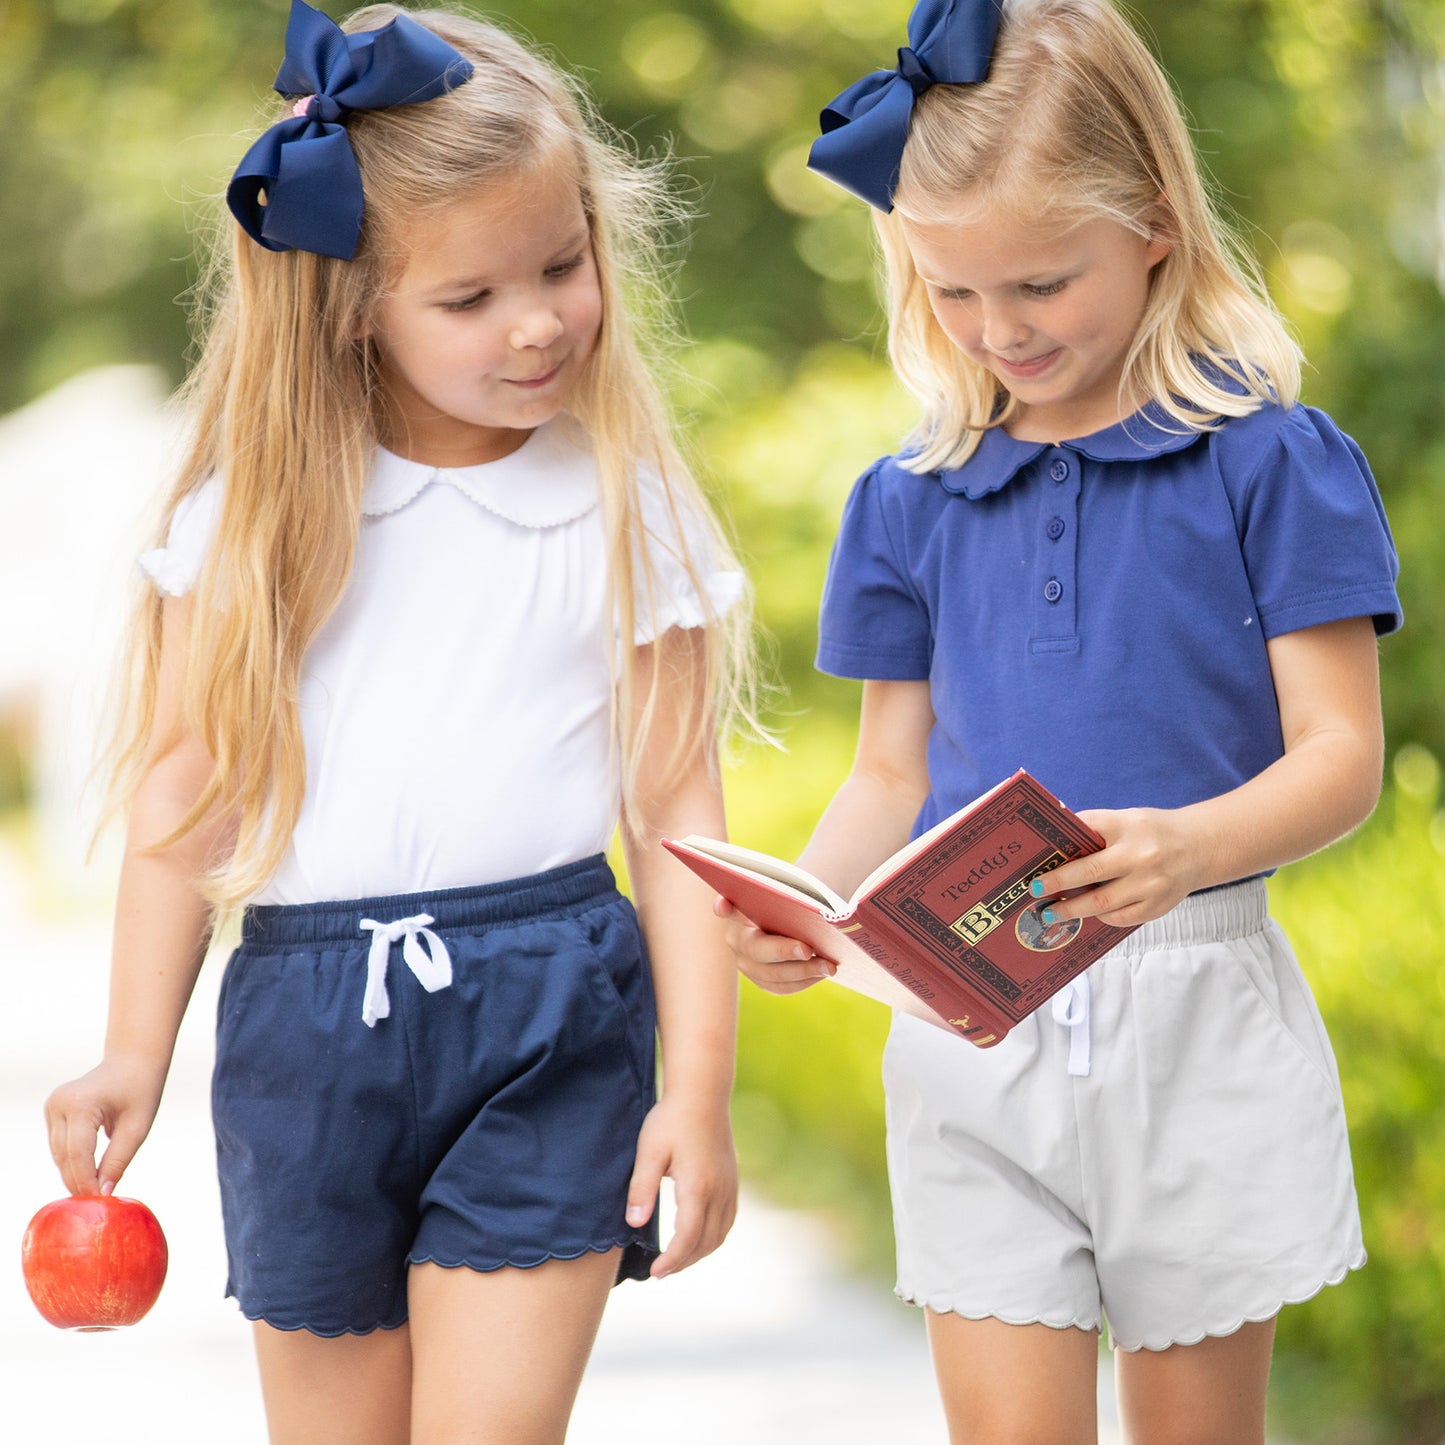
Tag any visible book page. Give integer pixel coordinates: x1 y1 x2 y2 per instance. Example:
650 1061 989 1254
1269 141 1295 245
851 773 1017 902
669 838 850 914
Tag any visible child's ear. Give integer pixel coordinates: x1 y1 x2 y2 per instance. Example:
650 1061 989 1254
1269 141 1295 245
1144 193 1178 267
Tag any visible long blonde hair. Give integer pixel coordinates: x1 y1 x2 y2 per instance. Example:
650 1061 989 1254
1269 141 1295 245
108 4 755 905
878 0 1302 472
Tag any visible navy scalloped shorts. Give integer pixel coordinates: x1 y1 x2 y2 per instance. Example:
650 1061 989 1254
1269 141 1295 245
212 856 659 1336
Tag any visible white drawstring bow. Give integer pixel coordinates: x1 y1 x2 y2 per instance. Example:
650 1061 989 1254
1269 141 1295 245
1051 972 1092 1077
358 914 453 1027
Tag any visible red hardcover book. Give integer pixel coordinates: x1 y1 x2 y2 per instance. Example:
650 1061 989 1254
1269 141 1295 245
663 769 1139 1047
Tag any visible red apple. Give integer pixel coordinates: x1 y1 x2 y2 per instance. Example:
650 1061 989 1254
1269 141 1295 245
21 1195 168 1331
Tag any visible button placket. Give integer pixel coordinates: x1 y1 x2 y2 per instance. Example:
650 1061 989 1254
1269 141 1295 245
1031 449 1080 654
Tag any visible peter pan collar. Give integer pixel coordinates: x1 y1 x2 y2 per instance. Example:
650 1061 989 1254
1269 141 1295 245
937 403 1204 500
362 417 599 527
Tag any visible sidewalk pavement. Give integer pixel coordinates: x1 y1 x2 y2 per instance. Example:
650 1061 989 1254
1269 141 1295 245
0 856 1122 1443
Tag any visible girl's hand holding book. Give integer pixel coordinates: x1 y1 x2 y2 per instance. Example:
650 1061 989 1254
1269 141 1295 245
1026 806 1206 932
713 895 836 995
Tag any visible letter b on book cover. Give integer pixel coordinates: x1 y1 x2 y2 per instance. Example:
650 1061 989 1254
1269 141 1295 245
952 906 999 945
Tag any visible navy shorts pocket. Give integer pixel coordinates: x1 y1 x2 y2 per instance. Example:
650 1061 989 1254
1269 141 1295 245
574 900 656 1096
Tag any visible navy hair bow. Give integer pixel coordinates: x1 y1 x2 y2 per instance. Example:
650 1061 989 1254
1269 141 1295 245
807 0 1005 212
227 0 473 261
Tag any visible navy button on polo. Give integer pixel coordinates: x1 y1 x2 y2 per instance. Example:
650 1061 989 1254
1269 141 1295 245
1047 516 1066 540
1044 578 1063 603
1049 458 1069 481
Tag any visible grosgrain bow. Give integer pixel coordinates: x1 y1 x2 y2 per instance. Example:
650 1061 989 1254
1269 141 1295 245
807 0 1004 212
227 0 473 261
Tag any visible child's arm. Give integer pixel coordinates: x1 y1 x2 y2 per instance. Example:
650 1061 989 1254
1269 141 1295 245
720 677 934 995
45 598 230 1197
620 629 741 1278
1040 616 1384 927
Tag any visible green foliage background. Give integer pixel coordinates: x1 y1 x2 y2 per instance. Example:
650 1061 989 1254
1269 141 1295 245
1 0 1442 1437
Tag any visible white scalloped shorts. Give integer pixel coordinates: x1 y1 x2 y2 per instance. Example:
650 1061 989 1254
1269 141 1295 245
884 879 1366 1352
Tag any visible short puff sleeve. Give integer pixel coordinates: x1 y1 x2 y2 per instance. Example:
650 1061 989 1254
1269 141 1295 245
632 471 745 644
1221 404 1402 639
816 461 932 679
137 477 223 598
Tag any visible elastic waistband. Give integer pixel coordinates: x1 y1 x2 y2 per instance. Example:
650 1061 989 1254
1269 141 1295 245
1106 878 1268 959
241 855 618 949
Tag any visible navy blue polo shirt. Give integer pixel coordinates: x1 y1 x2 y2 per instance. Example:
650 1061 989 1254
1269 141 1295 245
816 401 1401 835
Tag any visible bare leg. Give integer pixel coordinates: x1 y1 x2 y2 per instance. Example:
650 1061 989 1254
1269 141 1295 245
252 1321 413 1445
926 1310 1101 1445
407 1249 620 1445
1115 1318 1275 1445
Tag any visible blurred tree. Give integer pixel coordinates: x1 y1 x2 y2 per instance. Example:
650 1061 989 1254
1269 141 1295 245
0 0 287 400
1263 747 1445 1442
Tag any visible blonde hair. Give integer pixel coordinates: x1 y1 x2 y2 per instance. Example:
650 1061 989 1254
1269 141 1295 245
878 0 1301 472
107 4 755 906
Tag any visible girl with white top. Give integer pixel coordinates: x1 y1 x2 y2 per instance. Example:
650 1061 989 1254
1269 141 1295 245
723 1 1400 1440
45 4 754 1441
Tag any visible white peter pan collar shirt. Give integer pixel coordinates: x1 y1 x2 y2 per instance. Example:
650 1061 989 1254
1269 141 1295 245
140 417 742 906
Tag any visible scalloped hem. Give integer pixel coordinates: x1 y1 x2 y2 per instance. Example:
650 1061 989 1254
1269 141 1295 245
230 1238 657 1336
1109 1249 1368 1353
895 1247 1367 1351
894 1287 1101 1335
231 1307 408 1339
409 1235 655 1279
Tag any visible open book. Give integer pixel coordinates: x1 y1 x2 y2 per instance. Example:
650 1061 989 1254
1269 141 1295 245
664 769 1139 1047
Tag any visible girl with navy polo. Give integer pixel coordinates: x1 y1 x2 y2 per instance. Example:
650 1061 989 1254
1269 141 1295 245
724 1 1400 1439
44 4 755 1440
